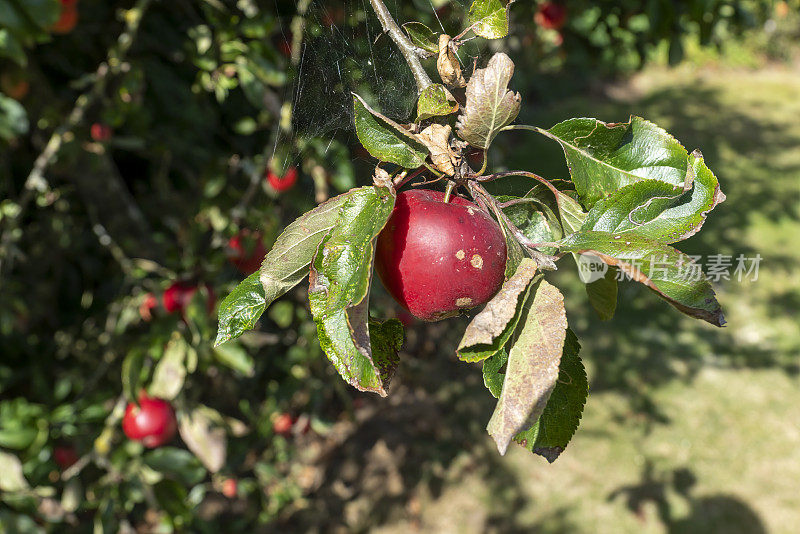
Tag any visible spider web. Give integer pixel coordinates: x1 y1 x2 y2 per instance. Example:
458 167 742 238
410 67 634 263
274 0 482 167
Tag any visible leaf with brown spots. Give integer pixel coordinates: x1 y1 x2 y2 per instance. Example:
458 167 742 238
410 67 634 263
456 52 521 149
457 258 539 363
558 230 725 326
486 279 568 455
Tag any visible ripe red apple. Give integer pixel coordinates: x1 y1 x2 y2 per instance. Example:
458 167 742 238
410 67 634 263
122 395 177 448
222 478 238 498
266 166 298 193
90 123 112 142
53 446 79 469
162 282 215 315
273 413 295 436
51 4 78 34
0 72 29 101
228 230 267 274
139 292 159 321
375 189 507 321
535 2 567 30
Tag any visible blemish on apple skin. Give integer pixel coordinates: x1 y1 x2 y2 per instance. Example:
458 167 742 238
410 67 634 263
456 297 473 307
471 254 484 269
455 249 466 260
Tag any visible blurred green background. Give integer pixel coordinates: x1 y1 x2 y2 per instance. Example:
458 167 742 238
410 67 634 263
1 0 798 532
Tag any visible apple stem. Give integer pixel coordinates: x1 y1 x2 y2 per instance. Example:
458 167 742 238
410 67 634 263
393 166 427 190
443 180 456 203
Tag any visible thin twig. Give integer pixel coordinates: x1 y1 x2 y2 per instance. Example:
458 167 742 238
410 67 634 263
368 0 433 93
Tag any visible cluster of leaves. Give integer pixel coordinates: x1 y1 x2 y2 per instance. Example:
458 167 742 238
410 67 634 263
219 0 726 461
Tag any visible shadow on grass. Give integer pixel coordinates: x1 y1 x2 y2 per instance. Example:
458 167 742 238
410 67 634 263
280 322 577 533
609 462 767 534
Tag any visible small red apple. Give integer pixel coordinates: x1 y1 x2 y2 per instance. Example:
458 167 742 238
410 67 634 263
0 72 29 101
122 395 177 448
139 292 159 321
162 282 215 315
222 478 238 498
90 123 112 142
228 230 267 274
273 413 295 436
51 4 78 34
266 166 298 193
375 189 507 321
53 446 79 469
60 0 78 6
534 2 567 30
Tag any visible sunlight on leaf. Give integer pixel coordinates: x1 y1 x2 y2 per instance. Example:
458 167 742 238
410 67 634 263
487 279 568 455
456 52 521 149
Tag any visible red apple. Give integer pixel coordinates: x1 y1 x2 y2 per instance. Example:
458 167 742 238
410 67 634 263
535 2 567 30
122 395 177 448
53 446 79 469
228 230 267 274
266 167 298 193
375 189 506 321
139 292 159 321
273 413 295 436
162 282 215 315
222 478 237 498
90 123 112 142
51 4 78 34
0 72 29 101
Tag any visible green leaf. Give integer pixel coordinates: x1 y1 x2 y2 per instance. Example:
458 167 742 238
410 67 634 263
121 349 146 403
402 21 439 53
367 318 404 386
580 150 725 243
0 451 28 492
456 52 521 150
543 116 695 209
585 268 618 321
353 93 428 168
149 335 187 401
486 279 568 455
558 230 725 326
457 258 538 362
0 2 30 34
0 427 36 450
501 193 563 255
14 0 61 29
482 347 508 398
513 329 588 462
178 407 227 473
212 341 255 377
0 29 26 66
467 0 511 39
416 83 458 122
554 190 587 236
309 186 398 396
144 448 206 486
0 94 28 141
215 190 355 346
